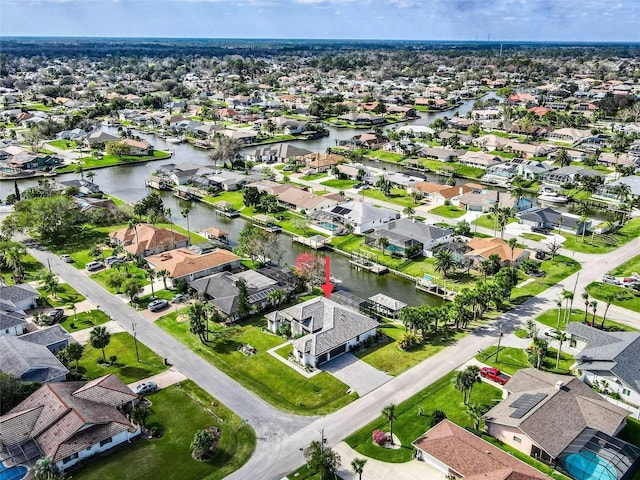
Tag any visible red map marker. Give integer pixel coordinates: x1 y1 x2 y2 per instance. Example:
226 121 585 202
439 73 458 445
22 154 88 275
321 256 334 298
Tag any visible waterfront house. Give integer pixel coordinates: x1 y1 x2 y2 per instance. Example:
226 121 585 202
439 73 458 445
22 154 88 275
265 297 378 368
546 128 591 144
146 247 241 287
412 420 551 480
596 176 640 203
156 162 202 186
483 369 638 478
416 146 463 163
366 218 454 257
276 187 339 213
83 131 119 149
456 151 502 170
245 143 312 164
337 112 385 126
565 322 640 407
452 189 532 212
302 152 344 173
0 374 139 472
121 138 151 156
464 237 529 267
311 200 399 235
518 207 588 233
109 224 189 257
543 166 604 186
409 182 480 204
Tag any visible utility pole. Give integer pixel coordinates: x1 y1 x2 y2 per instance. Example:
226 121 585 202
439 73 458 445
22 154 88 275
495 324 504 362
132 321 140 362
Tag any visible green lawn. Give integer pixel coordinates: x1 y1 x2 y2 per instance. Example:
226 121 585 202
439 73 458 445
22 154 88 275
56 150 171 172
402 157 484 179
156 314 356 415
39 283 86 307
71 381 255 480
510 255 581 305
0 249 46 286
362 188 416 208
559 217 640 254
77 332 168 384
345 372 502 463
520 233 546 242
201 191 245 210
47 139 77 150
472 214 517 231
430 205 466 219
320 179 357 189
90 262 151 293
586 282 640 314
619 417 640 448
59 309 111 332
364 150 405 163
535 309 636 332
476 345 574 376
610 253 640 277
301 172 329 181
356 322 461 376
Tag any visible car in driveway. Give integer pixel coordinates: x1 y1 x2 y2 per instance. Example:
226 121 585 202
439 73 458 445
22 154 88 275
134 382 158 395
105 256 125 267
47 308 65 323
543 328 559 338
602 275 620 285
171 294 188 304
534 250 546 260
148 299 169 312
480 367 509 385
532 226 550 234
60 254 73 263
86 261 105 272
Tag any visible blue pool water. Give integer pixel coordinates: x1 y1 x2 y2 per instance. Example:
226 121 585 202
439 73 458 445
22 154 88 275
316 221 340 231
565 450 617 480
0 463 27 480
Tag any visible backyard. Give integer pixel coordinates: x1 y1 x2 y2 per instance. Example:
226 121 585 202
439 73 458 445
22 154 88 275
55 149 171 172
156 313 356 415
77 331 168 384
345 372 502 463
71 381 255 480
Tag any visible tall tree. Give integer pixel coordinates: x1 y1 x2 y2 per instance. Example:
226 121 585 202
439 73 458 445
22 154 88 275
303 441 341 480
64 343 84 376
351 458 367 480
181 208 191 245
89 326 111 363
434 250 458 279
208 135 241 167
381 404 397 444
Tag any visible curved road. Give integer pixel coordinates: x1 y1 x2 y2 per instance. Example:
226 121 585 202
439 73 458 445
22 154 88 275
26 230 640 480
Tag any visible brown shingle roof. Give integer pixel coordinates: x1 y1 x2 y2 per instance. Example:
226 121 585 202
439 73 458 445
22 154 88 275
412 420 550 479
146 247 240 278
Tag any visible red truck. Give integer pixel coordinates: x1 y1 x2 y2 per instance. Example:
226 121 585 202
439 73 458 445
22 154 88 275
480 367 509 385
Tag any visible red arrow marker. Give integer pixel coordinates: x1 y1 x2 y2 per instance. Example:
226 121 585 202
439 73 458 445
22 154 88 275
321 255 334 298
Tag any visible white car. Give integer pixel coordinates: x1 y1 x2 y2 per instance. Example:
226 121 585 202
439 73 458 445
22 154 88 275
86 261 105 272
543 328 559 338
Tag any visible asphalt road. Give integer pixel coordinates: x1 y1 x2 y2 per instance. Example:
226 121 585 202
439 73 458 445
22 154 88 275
25 232 640 480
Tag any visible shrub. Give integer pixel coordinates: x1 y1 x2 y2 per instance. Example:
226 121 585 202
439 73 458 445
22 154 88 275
278 324 291 338
398 333 422 350
430 409 447 427
372 429 387 446
109 355 117 365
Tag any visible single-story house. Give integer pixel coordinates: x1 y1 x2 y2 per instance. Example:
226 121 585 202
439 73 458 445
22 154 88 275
409 182 481 205
366 218 454 257
0 284 39 312
456 150 502 169
265 297 378 368
244 143 312 164
19 325 72 355
452 189 532 212
84 131 119 148
57 179 102 196
276 187 339 213
121 138 151 156
0 374 139 472
0 335 69 383
518 207 589 233
0 310 27 337
596 176 640 202
413 419 551 480
417 146 463 163
302 152 344 173
566 322 640 408
464 237 530 267
483 369 639 478
312 200 399 235
546 128 591 144
146 247 241 287
337 112 385 126
109 224 189 257
543 166 604 186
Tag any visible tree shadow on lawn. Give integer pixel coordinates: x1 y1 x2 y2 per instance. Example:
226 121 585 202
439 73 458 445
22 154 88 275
120 365 162 379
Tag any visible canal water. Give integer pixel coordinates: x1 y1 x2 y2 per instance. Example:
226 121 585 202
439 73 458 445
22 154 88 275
0 92 602 305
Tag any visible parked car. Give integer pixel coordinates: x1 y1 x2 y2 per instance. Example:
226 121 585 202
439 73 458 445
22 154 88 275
534 250 546 260
105 256 125 267
47 308 65 322
148 299 169 312
480 367 509 385
543 328 559 338
527 270 546 277
532 226 550 234
86 261 105 272
602 275 620 285
134 382 157 395
171 294 188 304
60 254 73 263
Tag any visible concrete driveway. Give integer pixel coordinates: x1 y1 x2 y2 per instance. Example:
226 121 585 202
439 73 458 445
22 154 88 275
323 353 392 396
128 367 187 391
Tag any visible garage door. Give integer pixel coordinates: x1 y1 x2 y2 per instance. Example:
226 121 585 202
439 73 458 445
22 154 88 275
329 344 347 360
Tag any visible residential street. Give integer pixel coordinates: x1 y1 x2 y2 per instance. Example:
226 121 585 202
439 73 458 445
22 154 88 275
25 234 640 480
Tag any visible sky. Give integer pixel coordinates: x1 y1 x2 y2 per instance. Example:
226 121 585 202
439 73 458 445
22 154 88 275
1 0 639 42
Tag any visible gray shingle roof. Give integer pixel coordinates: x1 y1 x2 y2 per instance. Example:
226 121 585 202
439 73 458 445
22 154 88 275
0 310 27 330
0 284 39 310
0 336 69 383
20 325 72 351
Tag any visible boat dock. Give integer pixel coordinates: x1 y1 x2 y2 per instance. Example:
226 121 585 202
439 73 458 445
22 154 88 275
415 276 455 300
292 235 329 250
349 250 388 274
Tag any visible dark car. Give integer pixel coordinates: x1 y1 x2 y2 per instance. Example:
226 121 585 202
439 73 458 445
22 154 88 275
534 251 546 260
148 299 169 312
47 308 65 322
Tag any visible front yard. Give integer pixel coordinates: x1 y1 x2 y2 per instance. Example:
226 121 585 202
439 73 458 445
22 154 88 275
510 255 581 305
156 313 356 415
472 214 518 231
59 309 110 332
586 281 640 314
345 372 502 463
77 331 168 384
55 150 171 172
476 345 574 376
430 204 466 219
320 178 358 189
71 381 255 480
535 309 636 332
558 217 640 254
361 188 416 208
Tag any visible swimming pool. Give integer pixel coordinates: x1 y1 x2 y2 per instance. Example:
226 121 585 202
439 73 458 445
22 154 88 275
315 221 340 231
0 462 28 480
565 449 617 480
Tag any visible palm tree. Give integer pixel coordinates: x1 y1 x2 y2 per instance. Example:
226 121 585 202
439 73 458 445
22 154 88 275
375 176 392 197
582 292 590 323
555 148 571 167
490 203 501 236
267 289 286 307
65 342 84 376
86 170 96 184
381 404 397 445
554 329 568 368
33 456 60 480
130 406 151 427
403 205 415 218
4 244 26 281
601 293 622 327
465 403 484 431
74 163 84 180
377 236 389 255
351 458 367 480
589 300 598 326
506 237 518 276
157 269 170 290
146 268 156 298
89 326 111 363
181 208 191 245
128 219 140 247
164 208 176 248
556 298 563 327
434 250 458 279
562 289 574 325
188 300 209 343
40 270 60 300
208 135 241 168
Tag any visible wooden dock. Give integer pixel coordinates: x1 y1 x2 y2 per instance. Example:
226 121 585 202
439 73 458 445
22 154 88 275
292 235 328 250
